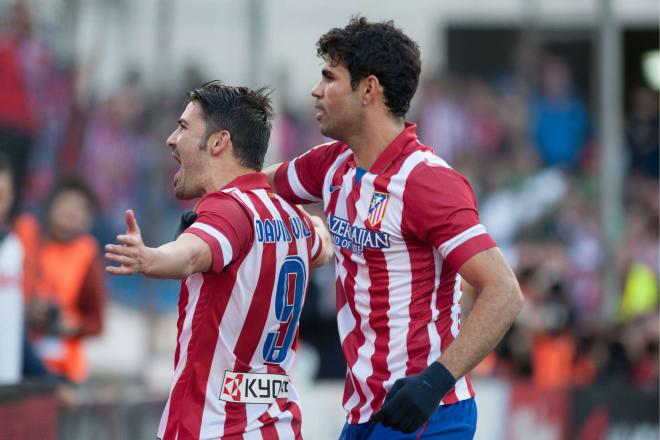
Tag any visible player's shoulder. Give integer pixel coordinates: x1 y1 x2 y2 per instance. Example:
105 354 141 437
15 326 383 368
298 140 350 161
196 190 253 220
406 150 469 187
197 189 239 207
310 140 348 154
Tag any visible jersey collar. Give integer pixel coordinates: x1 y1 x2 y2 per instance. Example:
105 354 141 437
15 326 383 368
359 122 419 175
221 172 271 191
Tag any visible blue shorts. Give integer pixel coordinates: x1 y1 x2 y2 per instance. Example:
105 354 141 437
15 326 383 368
338 398 477 440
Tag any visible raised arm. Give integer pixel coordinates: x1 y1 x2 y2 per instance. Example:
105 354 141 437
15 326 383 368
105 210 212 279
263 142 347 204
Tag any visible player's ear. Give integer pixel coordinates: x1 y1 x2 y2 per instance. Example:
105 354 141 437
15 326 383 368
207 130 231 156
362 75 381 106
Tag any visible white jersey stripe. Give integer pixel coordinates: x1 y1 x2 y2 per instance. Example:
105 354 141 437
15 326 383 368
450 275 462 338
188 221 233 267
157 274 204 438
162 175 315 438
199 242 263 438
426 249 443 367
273 409 296 439
450 274 471 401
438 224 488 259
420 150 451 169
276 126 488 423
223 190 272 438
353 260 376 422
310 230 320 257
343 372 361 415
157 393 172 436
337 170 374 421
252 191 300 378
381 153 420 391
227 189 306 437
288 157 320 202
321 149 353 200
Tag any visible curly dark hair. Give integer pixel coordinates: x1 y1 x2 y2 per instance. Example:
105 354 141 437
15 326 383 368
188 81 274 171
317 16 421 118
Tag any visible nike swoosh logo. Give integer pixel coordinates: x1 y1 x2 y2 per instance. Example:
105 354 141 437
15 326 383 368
328 185 341 193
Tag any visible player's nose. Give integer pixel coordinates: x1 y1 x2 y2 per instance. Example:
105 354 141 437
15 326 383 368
166 131 177 149
310 80 323 98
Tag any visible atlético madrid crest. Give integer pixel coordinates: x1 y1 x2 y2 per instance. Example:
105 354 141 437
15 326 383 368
366 192 391 228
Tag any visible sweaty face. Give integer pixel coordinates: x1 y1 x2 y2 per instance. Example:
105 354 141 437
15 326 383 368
310 59 364 142
166 101 209 200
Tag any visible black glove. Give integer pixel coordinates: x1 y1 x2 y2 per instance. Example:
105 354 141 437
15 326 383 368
174 210 198 240
372 362 456 433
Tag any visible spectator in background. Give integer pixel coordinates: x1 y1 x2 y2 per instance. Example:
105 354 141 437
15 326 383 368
416 74 469 162
22 62 79 210
0 154 69 387
15 177 105 383
0 1 54 206
463 77 504 155
530 55 589 168
626 85 659 178
79 71 150 236
529 281 576 389
0 156 24 385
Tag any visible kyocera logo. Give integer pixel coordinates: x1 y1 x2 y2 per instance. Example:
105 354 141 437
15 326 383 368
222 373 243 401
220 371 290 404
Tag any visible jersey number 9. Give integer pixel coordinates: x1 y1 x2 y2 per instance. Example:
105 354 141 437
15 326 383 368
263 256 306 364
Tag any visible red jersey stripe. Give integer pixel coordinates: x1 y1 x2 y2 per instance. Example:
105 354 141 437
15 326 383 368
273 124 495 423
158 173 315 439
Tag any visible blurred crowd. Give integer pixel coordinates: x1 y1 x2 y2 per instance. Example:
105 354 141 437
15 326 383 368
0 1 196 390
296 46 660 391
414 55 659 391
0 0 657 395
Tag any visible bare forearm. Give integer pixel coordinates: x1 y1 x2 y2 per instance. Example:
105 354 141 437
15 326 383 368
141 242 199 279
106 211 212 279
439 280 522 379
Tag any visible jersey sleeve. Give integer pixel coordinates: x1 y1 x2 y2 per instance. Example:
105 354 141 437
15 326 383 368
184 194 253 273
304 212 324 262
273 142 345 204
402 163 496 271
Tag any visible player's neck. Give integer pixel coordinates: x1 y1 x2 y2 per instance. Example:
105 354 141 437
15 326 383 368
204 164 255 194
348 116 405 170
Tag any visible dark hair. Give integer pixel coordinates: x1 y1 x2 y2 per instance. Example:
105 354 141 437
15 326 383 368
46 176 99 215
187 81 274 171
317 16 421 117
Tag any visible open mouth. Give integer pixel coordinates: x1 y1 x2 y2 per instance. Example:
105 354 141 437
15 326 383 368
172 153 182 185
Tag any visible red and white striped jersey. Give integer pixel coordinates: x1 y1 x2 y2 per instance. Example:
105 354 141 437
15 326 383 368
157 173 322 440
273 123 496 424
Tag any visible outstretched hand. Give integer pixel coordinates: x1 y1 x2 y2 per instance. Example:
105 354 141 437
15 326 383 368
105 209 148 275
